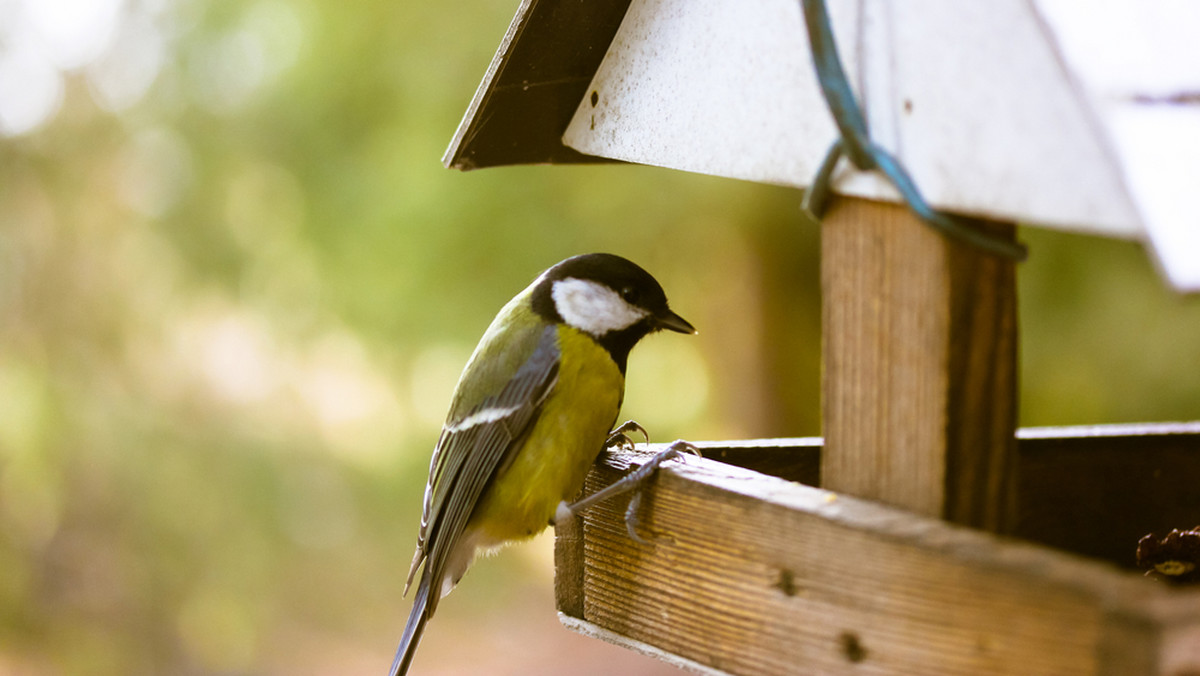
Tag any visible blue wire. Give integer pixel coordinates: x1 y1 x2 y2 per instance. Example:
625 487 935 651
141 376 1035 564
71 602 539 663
800 0 1028 261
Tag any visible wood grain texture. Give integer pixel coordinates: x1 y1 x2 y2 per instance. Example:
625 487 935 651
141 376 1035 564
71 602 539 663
554 507 586 618
558 446 1198 676
679 426 1200 568
821 199 1018 532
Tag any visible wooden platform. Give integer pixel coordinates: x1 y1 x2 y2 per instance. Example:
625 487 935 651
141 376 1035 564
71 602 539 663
555 424 1200 675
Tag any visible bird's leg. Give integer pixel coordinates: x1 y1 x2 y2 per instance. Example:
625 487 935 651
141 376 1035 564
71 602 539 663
604 420 649 451
554 440 700 544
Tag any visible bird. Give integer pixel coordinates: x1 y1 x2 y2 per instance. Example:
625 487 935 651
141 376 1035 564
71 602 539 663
389 253 695 676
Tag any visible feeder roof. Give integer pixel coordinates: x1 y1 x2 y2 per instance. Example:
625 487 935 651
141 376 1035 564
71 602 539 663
445 0 1200 291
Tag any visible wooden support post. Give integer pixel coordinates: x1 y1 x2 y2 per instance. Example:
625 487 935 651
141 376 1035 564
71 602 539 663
820 198 1018 532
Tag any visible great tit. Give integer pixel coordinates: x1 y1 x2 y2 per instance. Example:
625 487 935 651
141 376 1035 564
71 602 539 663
389 253 695 676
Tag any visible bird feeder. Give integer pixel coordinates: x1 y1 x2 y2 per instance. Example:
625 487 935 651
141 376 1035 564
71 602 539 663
444 0 1200 673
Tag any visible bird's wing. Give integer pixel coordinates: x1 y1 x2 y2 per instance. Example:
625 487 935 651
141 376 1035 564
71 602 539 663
406 323 560 594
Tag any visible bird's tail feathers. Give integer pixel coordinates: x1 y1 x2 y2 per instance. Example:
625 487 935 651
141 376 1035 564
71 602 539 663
403 546 424 596
389 579 432 676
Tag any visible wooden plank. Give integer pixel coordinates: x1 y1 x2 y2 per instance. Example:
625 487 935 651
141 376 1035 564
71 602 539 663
821 199 1018 532
442 0 631 170
557 446 1182 676
559 615 731 675
1015 423 1200 567
672 425 1200 568
553 436 825 620
554 500 587 618
692 438 821 486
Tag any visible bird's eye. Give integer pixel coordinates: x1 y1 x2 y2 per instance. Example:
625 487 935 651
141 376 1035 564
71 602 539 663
620 286 639 304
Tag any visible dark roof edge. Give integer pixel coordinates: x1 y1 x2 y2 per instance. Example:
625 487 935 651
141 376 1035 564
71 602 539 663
443 0 634 171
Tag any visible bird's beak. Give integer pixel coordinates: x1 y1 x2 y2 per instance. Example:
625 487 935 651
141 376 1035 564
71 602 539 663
655 309 697 335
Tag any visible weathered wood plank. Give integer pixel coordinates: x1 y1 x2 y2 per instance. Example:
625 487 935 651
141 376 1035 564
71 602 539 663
554 501 587 618
559 446 1182 676
559 614 730 675
683 425 1200 567
821 199 1018 532
693 438 821 486
1015 423 1200 567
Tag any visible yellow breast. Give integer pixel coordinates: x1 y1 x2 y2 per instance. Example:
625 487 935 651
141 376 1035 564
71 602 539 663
467 325 624 547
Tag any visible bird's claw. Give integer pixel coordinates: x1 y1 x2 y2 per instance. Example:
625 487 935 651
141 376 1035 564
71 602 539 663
558 439 697 545
605 420 649 451
623 440 698 544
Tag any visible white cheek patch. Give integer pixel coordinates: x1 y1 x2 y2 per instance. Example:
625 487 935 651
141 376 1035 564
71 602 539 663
552 278 648 336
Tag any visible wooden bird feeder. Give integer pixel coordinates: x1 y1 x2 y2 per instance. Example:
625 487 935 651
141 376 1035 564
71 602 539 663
444 0 1200 673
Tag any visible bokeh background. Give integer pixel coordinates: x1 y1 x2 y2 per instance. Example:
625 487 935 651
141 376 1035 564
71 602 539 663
1 0 1198 674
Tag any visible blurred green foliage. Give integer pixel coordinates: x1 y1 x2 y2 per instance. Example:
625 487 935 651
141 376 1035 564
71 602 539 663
0 0 1198 674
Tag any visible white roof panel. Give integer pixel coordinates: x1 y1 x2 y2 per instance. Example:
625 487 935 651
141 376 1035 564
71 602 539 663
561 0 1200 289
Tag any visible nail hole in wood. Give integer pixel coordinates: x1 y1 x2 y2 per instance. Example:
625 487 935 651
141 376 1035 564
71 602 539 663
839 631 867 663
